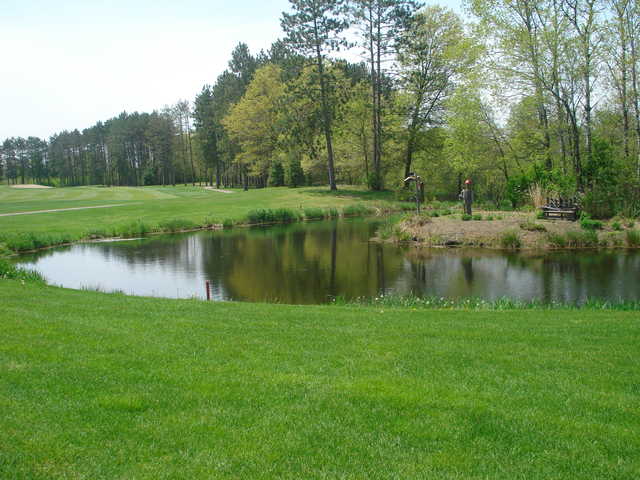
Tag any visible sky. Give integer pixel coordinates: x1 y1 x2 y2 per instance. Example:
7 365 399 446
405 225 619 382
1 0 464 140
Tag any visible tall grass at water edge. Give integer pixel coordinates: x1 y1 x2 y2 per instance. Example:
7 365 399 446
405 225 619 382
0 258 45 283
0 231 78 253
499 231 522 249
337 294 640 311
626 229 640 247
547 230 599 248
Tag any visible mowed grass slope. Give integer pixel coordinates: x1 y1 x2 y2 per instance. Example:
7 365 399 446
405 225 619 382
1 280 638 479
0 185 395 244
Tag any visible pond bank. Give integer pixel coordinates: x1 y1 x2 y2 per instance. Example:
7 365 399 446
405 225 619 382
1 203 407 256
15 218 640 304
379 211 640 250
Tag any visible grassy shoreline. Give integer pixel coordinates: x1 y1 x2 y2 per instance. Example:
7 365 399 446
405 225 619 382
0 185 412 255
1 279 639 479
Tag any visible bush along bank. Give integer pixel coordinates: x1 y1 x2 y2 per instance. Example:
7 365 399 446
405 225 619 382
0 258 45 283
378 211 640 251
0 203 404 256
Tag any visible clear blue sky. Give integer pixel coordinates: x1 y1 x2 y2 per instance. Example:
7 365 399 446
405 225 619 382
1 0 464 139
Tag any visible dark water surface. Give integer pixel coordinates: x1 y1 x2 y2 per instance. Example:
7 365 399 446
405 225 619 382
15 218 640 304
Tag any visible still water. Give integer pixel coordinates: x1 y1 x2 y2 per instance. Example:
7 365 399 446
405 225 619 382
15 218 640 304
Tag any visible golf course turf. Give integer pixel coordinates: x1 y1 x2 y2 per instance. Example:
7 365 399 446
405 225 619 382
1 280 638 479
1 185 639 478
0 185 401 251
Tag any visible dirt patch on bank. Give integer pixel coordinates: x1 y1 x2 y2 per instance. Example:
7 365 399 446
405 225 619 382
390 211 629 249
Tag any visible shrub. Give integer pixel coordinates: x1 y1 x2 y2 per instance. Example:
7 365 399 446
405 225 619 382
461 214 472 221
399 202 416 212
609 233 623 247
394 228 413 242
394 187 417 203
86 228 109 239
404 214 431 228
0 232 77 252
440 209 453 216
626 229 640 247
486 215 494 221
272 208 297 223
203 216 218 227
611 221 622 231
377 221 395 240
566 230 598 248
326 207 340 218
0 242 11 256
547 233 567 248
472 214 483 221
222 218 234 229
0 259 45 283
580 213 603 231
520 221 547 232
536 210 545 220
303 207 325 220
158 218 198 232
246 209 276 224
116 220 153 237
343 204 373 217
500 231 522 250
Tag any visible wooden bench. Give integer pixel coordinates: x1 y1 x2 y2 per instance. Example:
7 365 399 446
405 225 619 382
541 197 580 221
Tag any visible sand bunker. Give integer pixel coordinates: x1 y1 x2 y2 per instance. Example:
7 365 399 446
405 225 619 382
203 187 234 194
10 184 53 189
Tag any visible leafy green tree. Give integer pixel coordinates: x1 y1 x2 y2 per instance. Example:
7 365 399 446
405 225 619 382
222 64 286 178
281 0 350 190
351 0 421 190
396 5 476 182
270 160 285 186
286 152 306 187
145 111 176 186
194 86 220 187
334 81 372 183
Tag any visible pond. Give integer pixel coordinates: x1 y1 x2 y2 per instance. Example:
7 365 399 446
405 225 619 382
15 218 640 304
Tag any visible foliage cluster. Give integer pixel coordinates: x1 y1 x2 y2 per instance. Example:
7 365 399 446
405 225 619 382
579 213 604 231
519 221 547 232
499 231 522 250
0 258 44 283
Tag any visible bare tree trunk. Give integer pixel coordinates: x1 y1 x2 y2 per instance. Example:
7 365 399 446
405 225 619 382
368 4 379 190
614 0 631 162
313 18 337 191
628 7 640 178
185 109 196 186
374 4 383 190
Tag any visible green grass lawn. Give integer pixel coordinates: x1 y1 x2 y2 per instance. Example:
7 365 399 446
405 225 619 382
0 185 402 252
1 280 638 479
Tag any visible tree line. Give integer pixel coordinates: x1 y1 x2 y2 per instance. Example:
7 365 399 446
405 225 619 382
2 0 640 217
